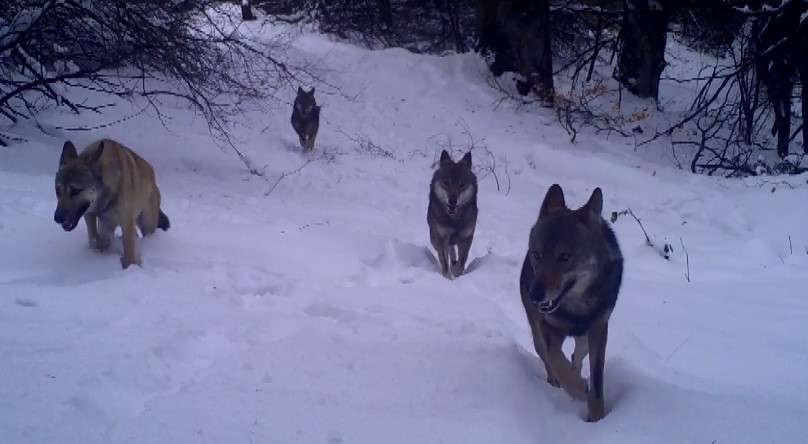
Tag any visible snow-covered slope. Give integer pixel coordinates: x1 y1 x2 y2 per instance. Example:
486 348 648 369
2 17 807 444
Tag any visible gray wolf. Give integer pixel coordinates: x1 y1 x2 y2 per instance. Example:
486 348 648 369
427 150 478 279
519 184 623 422
291 86 320 152
54 139 170 269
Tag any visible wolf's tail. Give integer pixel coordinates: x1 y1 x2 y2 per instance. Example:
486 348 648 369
158 210 171 231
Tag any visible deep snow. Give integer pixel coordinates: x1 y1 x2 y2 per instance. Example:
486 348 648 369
2 14 808 444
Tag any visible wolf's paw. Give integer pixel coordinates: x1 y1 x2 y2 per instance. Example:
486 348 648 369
586 406 606 423
565 377 589 401
546 375 560 388
571 354 584 374
91 238 111 252
120 256 142 269
450 261 465 278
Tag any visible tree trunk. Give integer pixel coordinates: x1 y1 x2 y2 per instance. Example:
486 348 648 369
800 21 808 154
616 0 669 100
532 0 554 103
378 0 393 28
754 1 804 158
771 72 792 158
475 0 554 104
241 0 256 21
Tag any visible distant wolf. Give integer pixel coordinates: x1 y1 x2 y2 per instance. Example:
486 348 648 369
53 139 170 269
291 86 321 152
427 149 478 279
519 184 623 422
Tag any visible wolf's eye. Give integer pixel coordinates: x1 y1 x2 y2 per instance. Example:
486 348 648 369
55 188 61 196
442 180 450 187
531 252 543 262
557 253 571 262
459 182 466 188
69 187 82 197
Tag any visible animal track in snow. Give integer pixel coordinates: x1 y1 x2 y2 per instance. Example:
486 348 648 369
349 238 439 286
203 265 293 304
361 239 435 270
326 430 343 444
304 303 359 324
15 297 37 307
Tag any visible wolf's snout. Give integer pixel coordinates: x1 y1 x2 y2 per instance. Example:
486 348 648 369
529 284 545 305
54 208 67 224
448 197 458 206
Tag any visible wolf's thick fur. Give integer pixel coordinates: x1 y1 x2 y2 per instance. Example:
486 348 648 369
519 184 623 422
54 139 170 269
427 150 478 279
291 86 320 152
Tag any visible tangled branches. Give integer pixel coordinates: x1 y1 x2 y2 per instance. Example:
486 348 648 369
0 0 299 147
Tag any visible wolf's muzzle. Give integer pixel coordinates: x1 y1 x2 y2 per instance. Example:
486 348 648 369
532 279 577 314
54 202 90 232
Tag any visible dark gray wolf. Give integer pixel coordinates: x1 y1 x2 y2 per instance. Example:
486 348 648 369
519 184 623 422
54 139 170 269
291 86 320 152
427 150 478 279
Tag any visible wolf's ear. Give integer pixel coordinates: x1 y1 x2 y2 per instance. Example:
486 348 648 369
309 87 315 95
539 184 566 218
297 86 305 95
439 149 452 167
460 151 472 168
59 141 78 166
576 187 603 227
583 187 603 215
88 140 105 164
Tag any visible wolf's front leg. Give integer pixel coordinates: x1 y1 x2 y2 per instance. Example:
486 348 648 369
571 335 589 375
543 323 588 401
84 214 101 250
94 217 116 252
586 322 608 422
452 235 473 277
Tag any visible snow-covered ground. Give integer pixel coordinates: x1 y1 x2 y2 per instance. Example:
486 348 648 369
2 16 808 444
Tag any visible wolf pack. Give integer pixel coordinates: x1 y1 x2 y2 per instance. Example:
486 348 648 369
52 86 624 423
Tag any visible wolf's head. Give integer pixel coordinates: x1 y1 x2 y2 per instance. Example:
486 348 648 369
294 86 318 118
431 150 477 217
526 184 607 313
53 140 104 232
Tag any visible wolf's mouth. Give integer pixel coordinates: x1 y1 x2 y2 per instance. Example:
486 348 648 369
446 204 458 216
58 202 90 232
538 279 576 314
61 219 79 232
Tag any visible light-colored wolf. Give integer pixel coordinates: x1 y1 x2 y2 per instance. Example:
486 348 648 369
54 139 170 269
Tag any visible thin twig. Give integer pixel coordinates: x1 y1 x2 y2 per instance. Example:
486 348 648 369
264 158 317 196
680 237 691 282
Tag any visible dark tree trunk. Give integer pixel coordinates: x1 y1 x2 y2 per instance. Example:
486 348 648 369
754 1 805 158
241 0 256 21
801 67 808 155
476 0 554 104
532 0 554 103
378 0 393 28
767 58 793 158
616 0 669 100
800 21 808 154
